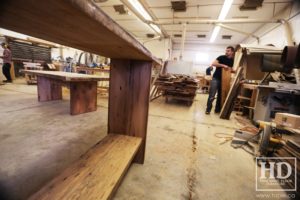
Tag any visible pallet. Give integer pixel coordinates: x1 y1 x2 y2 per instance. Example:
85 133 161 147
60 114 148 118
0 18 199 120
29 134 142 200
165 95 194 106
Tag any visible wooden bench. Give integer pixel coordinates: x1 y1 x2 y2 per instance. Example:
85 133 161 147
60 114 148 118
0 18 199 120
23 70 108 115
29 134 142 200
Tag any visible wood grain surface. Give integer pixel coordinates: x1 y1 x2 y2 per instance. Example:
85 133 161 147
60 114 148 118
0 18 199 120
29 134 142 200
108 59 152 164
0 0 160 63
23 70 107 82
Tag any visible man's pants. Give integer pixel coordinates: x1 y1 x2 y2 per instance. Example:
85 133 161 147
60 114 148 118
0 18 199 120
2 63 12 81
206 78 221 113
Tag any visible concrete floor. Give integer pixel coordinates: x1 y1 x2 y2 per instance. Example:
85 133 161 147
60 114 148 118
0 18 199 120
0 79 289 200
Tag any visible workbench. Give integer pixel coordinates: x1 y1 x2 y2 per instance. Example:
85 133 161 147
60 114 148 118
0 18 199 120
23 70 107 115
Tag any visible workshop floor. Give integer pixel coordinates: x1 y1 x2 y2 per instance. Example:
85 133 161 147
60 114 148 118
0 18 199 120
0 79 289 200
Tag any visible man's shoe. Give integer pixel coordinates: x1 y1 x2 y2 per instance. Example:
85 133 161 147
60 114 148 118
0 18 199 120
205 111 210 115
3 80 12 83
214 110 220 114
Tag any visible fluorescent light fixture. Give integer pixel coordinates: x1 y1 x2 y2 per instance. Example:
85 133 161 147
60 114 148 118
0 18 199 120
128 0 152 21
150 24 161 34
209 0 233 43
219 0 234 20
127 0 162 35
209 26 220 43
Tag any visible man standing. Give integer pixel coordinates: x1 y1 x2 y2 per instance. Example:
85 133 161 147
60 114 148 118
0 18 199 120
205 46 234 114
1 42 12 83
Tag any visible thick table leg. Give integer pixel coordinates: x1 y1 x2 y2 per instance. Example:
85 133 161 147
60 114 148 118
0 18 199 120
108 59 152 164
37 76 62 102
70 81 97 115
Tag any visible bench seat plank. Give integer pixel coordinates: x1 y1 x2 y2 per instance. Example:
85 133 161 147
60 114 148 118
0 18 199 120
29 134 142 200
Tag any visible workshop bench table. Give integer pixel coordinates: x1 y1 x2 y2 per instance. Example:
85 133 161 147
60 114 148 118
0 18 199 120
23 70 108 115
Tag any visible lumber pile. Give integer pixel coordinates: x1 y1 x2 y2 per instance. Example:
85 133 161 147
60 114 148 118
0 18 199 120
156 74 199 106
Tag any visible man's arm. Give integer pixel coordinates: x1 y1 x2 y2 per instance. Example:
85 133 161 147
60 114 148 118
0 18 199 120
211 59 230 69
0 50 9 59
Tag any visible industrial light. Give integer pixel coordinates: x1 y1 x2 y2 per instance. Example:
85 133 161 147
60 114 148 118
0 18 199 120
127 0 162 34
209 26 220 43
128 0 152 21
209 0 233 43
150 24 162 34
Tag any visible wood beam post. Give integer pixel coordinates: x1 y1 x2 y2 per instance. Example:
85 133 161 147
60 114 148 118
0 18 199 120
108 59 152 164
37 76 62 102
70 81 97 115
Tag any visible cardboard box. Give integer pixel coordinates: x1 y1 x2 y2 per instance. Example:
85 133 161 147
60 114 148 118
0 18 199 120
275 113 300 129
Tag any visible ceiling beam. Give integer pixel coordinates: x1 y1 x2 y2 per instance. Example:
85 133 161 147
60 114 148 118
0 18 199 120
217 23 260 42
153 18 282 25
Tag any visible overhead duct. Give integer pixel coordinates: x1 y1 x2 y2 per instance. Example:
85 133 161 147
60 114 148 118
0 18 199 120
171 1 186 12
173 34 182 38
146 33 155 38
197 34 206 38
113 5 128 15
222 35 232 40
240 0 264 11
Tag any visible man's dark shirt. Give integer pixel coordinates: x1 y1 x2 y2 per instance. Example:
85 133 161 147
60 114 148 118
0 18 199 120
212 55 233 80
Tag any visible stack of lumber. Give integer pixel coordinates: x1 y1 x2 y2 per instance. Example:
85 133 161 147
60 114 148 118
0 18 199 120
273 139 300 196
156 74 199 106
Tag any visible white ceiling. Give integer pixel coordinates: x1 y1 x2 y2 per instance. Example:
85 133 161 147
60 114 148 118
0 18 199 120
95 0 295 46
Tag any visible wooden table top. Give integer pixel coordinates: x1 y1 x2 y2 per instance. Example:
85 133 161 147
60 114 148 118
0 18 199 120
76 67 110 73
0 0 160 64
22 70 109 82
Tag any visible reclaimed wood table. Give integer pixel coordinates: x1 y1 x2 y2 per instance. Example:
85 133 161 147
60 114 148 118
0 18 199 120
23 70 107 115
1 0 161 199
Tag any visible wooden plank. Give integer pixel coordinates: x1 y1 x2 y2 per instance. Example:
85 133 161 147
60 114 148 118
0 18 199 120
221 68 231 108
242 83 258 90
70 81 97 115
108 59 152 164
250 88 258 107
0 0 160 63
23 70 106 82
220 67 243 119
76 66 110 73
37 76 62 102
29 134 142 200
10 62 15 80
237 95 251 100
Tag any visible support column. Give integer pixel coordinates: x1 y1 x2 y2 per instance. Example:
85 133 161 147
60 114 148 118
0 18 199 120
37 76 62 102
108 59 152 164
70 81 97 115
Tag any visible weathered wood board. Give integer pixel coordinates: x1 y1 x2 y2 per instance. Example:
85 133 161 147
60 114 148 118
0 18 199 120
29 134 142 200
